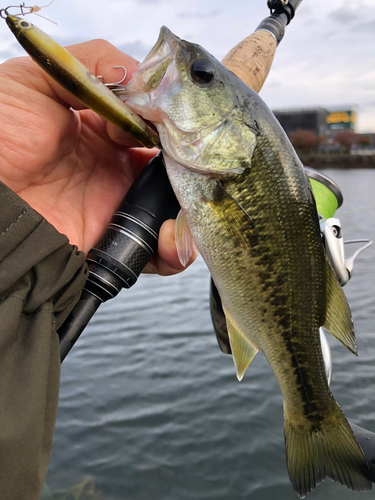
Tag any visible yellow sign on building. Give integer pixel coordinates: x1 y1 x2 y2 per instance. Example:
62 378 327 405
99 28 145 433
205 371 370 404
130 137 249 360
326 110 356 130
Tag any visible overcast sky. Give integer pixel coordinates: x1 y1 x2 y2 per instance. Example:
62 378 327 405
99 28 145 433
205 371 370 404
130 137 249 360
1 0 374 132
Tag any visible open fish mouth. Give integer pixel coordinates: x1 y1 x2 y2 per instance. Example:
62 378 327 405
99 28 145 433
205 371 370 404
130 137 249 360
120 27 181 120
123 28 176 94
136 27 179 77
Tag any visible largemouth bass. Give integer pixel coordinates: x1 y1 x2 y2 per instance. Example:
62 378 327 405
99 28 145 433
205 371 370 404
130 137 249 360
120 27 371 497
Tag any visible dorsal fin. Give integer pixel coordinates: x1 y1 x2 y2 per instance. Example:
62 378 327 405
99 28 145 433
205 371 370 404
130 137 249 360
323 259 357 355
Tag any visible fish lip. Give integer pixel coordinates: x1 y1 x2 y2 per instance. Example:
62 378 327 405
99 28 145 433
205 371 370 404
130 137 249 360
124 26 179 94
139 26 179 71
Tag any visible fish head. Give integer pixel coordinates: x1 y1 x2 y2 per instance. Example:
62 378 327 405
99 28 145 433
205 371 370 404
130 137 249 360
123 27 257 175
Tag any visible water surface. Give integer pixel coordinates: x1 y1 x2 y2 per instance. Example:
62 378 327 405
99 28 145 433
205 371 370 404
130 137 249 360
45 169 375 500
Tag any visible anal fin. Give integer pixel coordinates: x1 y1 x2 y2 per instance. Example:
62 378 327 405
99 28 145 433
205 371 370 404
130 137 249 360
223 307 258 381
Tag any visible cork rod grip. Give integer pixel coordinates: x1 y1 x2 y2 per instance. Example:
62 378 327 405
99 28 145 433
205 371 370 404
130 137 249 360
222 30 277 93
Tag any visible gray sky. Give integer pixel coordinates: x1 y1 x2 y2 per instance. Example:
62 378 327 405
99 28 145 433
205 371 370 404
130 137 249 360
1 0 374 132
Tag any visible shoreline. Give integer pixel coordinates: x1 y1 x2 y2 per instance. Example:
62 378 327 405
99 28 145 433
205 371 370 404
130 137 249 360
299 154 375 169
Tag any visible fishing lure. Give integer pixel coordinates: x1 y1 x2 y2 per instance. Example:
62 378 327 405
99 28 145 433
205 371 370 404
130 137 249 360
1 6 160 148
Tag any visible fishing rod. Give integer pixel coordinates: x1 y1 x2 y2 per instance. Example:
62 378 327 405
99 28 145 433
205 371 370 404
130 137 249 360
222 0 302 91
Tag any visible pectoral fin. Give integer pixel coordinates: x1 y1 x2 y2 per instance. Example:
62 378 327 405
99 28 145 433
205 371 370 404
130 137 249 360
223 307 258 381
209 183 259 249
323 259 357 355
175 209 199 267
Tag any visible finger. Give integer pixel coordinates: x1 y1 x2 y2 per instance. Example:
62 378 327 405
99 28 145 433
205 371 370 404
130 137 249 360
143 219 198 276
124 147 160 181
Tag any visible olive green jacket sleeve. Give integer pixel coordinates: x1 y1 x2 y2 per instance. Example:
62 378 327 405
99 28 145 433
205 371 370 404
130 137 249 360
0 182 88 499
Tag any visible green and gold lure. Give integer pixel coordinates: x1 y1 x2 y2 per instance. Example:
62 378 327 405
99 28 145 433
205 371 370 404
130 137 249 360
1 6 159 148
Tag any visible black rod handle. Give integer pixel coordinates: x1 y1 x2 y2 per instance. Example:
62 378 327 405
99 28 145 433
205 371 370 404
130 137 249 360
59 290 102 362
58 152 180 361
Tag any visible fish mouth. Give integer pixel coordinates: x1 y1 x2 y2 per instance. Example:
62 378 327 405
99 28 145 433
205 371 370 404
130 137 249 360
135 26 179 79
121 27 180 119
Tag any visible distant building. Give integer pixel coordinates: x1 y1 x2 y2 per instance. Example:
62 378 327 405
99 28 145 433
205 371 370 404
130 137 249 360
272 107 357 138
273 108 328 137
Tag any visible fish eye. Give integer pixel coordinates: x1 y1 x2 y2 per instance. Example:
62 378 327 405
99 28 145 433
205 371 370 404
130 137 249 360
190 59 215 85
20 21 29 28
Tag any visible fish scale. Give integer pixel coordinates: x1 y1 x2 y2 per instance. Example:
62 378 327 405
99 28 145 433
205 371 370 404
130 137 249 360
170 147 329 419
221 146 327 399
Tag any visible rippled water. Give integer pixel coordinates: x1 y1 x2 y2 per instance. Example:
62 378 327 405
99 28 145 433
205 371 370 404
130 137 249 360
45 169 375 500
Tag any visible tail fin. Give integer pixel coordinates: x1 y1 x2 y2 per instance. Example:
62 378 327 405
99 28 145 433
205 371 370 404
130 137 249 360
284 405 372 498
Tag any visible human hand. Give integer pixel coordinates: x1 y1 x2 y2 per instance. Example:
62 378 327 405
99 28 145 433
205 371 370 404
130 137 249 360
0 39 193 274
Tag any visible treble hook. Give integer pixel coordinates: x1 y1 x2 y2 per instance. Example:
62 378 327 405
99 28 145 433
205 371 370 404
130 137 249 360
96 66 128 90
0 0 56 23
